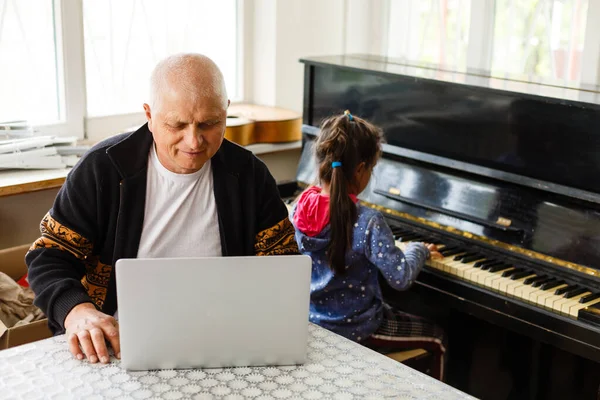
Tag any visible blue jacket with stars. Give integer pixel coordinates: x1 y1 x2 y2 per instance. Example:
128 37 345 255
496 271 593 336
291 204 430 342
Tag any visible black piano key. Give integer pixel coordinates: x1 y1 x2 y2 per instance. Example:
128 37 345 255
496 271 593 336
524 275 546 285
453 251 478 261
502 267 523 278
474 259 496 268
488 264 513 273
555 285 578 296
563 287 588 299
580 293 600 304
532 277 554 288
480 261 504 271
461 254 486 263
439 245 458 252
540 280 564 290
398 234 420 242
510 270 534 280
441 248 467 257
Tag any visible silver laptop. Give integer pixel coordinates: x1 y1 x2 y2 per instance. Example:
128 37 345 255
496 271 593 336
115 255 312 371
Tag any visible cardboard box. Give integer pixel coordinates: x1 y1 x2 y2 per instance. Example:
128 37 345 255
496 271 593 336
0 244 52 349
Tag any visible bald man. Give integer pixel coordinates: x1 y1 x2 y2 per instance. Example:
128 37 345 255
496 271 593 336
25 54 298 364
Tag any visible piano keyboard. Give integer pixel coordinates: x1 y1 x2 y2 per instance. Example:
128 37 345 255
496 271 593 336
391 225 600 322
283 196 600 326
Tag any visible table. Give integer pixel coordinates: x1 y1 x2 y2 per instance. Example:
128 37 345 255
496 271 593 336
0 324 475 399
0 169 70 197
0 141 301 198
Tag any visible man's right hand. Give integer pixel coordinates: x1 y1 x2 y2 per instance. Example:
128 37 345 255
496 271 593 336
64 303 120 363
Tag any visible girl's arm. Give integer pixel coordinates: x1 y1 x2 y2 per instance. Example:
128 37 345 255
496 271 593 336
364 212 430 290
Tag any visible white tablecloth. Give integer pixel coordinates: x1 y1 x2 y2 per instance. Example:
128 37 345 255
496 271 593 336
0 324 475 399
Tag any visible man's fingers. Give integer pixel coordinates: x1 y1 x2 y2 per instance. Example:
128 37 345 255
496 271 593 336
67 333 83 360
90 328 110 364
101 320 121 359
430 251 444 260
77 330 97 363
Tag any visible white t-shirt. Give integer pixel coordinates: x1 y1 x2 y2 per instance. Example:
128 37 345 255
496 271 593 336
136 145 222 258
114 145 222 320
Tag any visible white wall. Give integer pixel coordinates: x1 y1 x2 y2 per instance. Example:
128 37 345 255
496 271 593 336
246 0 393 113
247 0 346 113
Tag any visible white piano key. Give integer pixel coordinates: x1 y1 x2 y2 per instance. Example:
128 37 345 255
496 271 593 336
536 285 568 306
558 292 591 314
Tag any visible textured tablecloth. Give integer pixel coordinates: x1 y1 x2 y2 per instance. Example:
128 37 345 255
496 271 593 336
0 324 475 399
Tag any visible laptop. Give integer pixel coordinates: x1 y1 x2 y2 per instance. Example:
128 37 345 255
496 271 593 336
115 255 312 371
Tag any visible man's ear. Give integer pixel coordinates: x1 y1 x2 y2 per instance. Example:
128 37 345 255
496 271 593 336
143 103 153 132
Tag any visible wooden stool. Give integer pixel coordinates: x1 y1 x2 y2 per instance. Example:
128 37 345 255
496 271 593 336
386 348 428 363
385 349 442 380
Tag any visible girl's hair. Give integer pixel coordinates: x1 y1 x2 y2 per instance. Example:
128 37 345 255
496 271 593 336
315 111 383 274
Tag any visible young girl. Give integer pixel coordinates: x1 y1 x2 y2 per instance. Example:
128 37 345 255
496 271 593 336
291 111 447 380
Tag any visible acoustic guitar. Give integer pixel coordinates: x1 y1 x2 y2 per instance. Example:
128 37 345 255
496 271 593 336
225 104 302 146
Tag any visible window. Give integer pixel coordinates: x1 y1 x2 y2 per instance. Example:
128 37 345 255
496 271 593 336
386 0 472 71
82 0 239 117
491 0 589 83
0 0 240 138
383 0 594 88
0 0 60 124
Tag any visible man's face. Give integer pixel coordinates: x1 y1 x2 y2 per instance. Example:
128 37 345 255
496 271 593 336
144 89 229 174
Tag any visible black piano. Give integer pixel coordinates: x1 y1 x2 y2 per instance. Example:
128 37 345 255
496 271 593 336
279 54 600 399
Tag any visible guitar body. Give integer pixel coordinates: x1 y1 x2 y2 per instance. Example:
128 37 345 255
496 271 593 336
225 104 302 146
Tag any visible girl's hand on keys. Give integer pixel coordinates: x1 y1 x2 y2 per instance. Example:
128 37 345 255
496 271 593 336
425 243 444 260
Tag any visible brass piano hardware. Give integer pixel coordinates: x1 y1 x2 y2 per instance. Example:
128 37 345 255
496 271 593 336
583 306 600 316
361 200 600 279
496 217 512 227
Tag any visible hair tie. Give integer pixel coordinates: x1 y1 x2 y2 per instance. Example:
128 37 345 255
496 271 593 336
331 161 342 168
344 110 353 121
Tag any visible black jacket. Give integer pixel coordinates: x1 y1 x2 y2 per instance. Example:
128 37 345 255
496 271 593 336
26 124 298 334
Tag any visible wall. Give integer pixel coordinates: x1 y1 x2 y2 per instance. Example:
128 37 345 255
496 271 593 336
247 0 397 113
0 189 60 249
248 0 346 112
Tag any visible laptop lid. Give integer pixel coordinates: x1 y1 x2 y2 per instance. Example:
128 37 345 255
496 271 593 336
115 255 312 371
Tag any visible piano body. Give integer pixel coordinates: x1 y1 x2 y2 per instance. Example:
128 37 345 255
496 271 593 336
280 54 600 399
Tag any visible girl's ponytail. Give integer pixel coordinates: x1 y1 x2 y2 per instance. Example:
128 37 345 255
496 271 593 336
315 111 382 274
328 159 356 274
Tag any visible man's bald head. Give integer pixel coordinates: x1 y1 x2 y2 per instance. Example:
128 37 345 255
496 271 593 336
149 53 228 112
143 53 230 174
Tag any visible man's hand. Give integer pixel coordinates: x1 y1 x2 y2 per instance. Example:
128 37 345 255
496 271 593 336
425 243 444 260
64 303 120 363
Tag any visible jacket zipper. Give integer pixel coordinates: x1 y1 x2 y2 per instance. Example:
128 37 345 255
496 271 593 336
41 233 88 260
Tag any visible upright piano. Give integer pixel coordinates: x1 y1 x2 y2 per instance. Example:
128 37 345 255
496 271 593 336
280 54 600 399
